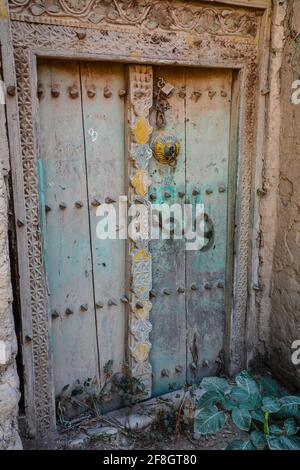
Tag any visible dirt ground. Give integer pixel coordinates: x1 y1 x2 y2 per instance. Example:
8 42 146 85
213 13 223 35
51 416 244 451
89 426 242 451
21 383 248 450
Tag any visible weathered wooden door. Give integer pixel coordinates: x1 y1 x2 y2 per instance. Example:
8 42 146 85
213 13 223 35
38 61 234 400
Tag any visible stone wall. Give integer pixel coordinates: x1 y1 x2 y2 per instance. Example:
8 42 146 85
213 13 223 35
269 0 300 388
0 7 22 447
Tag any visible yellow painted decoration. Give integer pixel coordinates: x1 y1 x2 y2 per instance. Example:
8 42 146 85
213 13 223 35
133 117 152 144
132 299 152 320
133 247 150 262
131 169 152 197
0 0 9 18
135 343 150 362
187 34 194 48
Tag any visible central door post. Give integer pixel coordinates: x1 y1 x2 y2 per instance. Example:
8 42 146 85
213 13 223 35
126 65 154 399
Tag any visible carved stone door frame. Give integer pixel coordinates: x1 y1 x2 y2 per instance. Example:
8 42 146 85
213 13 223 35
7 0 273 440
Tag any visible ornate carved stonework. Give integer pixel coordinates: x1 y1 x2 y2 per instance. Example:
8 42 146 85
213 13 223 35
11 21 258 69
9 0 260 39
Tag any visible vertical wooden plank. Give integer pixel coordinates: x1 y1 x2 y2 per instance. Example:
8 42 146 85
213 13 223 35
185 68 232 382
80 62 126 383
149 67 187 395
37 60 99 394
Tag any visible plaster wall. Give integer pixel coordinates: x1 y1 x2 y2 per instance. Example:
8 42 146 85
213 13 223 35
0 68 22 449
269 0 300 388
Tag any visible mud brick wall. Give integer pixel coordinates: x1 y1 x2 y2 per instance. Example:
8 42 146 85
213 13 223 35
0 51 22 449
270 0 300 389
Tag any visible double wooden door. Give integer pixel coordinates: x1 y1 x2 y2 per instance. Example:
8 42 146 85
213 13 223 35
38 60 233 400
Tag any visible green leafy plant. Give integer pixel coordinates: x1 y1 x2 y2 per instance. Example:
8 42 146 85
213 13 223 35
194 371 300 450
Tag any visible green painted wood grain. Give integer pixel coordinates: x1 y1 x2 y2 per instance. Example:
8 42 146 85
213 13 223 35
186 68 232 382
149 66 233 392
149 66 187 395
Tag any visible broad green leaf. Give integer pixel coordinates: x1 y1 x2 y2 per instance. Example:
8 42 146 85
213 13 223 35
251 409 265 424
230 385 249 403
267 435 300 450
194 405 226 435
250 431 266 450
200 377 229 394
279 396 300 417
280 395 300 406
230 386 260 410
231 371 261 410
224 398 236 411
275 407 300 420
232 407 252 431
269 424 284 436
262 396 281 413
226 439 255 450
230 386 253 409
284 418 298 436
259 375 281 397
196 390 225 409
236 371 260 395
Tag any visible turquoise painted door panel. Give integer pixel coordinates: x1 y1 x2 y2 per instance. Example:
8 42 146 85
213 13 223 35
80 62 126 385
149 66 233 391
185 68 232 382
149 67 187 396
38 60 100 394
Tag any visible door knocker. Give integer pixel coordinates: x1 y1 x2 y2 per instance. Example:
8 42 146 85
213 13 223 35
151 134 180 167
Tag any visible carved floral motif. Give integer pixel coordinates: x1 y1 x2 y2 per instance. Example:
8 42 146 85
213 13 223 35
131 247 152 299
9 0 259 39
131 144 152 170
